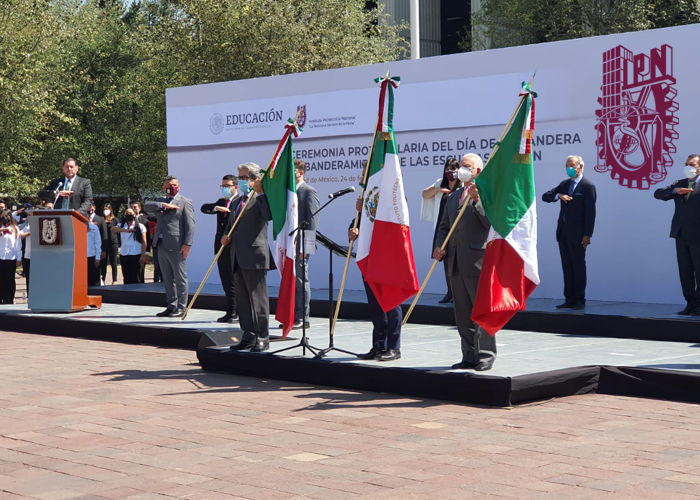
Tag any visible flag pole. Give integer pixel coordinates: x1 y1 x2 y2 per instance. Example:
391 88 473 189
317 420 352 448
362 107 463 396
181 109 303 321
402 73 536 326
330 72 391 335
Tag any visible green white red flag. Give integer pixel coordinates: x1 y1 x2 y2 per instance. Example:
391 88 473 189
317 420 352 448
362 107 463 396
472 81 539 335
355 76 420 311
263 119 300 337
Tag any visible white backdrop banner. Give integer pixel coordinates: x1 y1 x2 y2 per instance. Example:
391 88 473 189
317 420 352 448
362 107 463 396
166 24 700 305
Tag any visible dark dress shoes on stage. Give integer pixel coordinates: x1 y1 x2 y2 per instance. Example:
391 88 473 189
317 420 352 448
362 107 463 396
474 359 495 371
230 337 256 351
377 349 401 361
677 306 693 315
555 302 574 309
451 360 478 370
170 310 185 318
217 313 237 323
156 308 175 317
291 321 311 330
250 338 270 352
357 347 381 360
439 294 453 304
690 308 700 317
570 302 586 310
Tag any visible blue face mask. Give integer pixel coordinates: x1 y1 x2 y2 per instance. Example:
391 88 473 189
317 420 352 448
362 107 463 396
221 186 233 198
566 167 578 178
238 180 252 195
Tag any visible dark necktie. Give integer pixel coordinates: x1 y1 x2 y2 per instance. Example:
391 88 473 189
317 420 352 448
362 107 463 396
568 180 576 197
235 195 248 218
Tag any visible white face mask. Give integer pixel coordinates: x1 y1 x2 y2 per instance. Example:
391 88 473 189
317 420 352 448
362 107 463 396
104 209 111 216
457 167 473 183
684 165 698 180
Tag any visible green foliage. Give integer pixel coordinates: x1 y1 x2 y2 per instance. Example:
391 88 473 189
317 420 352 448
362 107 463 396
472 0 700 50
0 0 406 204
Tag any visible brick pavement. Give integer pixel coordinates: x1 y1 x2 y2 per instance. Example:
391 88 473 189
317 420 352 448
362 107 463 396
2 333 700 498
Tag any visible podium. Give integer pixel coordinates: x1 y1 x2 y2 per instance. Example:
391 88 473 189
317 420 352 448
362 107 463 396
27 210 102 312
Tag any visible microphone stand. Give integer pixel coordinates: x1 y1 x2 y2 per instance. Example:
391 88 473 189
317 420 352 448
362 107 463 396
52 183 64 208
270 196 338 357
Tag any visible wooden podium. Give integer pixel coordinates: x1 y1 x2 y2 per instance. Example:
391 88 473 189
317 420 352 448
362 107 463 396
27 210 102 312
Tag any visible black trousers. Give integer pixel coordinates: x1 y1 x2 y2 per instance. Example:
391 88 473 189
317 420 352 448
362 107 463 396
675 236 700 308
101 242 119 282
363 280 402 350
87 257 101 287
23 258 30 293
559 235 587 304
217 249 236 315
121 254 143 284
233 260 269 340
0 259 17 304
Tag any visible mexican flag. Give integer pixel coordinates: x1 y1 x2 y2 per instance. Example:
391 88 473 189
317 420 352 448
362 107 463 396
355 76 420 312
263 119 300 338
472 82 539 335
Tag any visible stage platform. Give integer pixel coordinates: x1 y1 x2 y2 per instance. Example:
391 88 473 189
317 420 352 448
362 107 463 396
91 282 700 343
2 302 700 407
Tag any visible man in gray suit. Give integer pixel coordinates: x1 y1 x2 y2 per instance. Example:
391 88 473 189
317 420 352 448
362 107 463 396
38 158 94 215
292 159 319 329
221 163 273 352
146 175 195 317
434 153 496 371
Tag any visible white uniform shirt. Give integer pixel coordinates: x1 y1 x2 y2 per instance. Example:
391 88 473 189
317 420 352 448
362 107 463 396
87 222 102 259
119 222 147 256
0 227 22 261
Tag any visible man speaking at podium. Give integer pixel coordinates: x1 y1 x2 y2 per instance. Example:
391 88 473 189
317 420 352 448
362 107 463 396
38 158 93 215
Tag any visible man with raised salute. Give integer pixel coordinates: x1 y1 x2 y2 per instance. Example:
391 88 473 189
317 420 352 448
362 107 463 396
201 174 239 323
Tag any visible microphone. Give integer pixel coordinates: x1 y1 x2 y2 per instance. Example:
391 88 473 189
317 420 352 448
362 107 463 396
328 186 355 200
54 181 63 195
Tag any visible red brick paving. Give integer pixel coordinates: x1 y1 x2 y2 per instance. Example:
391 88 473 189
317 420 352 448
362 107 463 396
2 331 700 499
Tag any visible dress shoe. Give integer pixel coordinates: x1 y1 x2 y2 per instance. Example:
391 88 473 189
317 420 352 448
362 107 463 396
690 308 700 317
156 308 175 317
451 360 478 370
377 349 401 361
230 337 255 351
250 338 270 352
570 302 586 310
170 310 185 318
357 347 381 360
555 302 574 309
291 321 311 330
439 295 453 304
217 314 236 323
475 359 495 371
678 306 693 315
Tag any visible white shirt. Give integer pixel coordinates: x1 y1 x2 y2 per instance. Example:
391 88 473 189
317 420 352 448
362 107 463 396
119 222 147 256
20 223 31 260
0 227 22 261
87 222 101 259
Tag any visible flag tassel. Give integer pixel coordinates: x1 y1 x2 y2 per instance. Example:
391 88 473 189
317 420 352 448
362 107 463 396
402 73 537 326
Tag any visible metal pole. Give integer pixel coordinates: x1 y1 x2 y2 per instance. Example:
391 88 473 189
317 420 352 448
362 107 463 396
410 0 420 60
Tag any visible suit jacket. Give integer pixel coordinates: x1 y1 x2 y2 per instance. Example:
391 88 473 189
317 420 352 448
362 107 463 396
296 182 320 255
654 177 700 240
225 193 273 270
542 176 597 242
201 195 239 254
435 186 491 278
145 193 195 252
38 176 93 215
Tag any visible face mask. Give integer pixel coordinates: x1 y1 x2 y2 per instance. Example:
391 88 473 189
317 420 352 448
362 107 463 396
88 209 95 215
457 167 473 183
445 170 458 181
103 210 111 216
222 186 233 198
124 214 135 222
238 180 252 195
684 165 698 179
165 185 180 197
566 167 578 178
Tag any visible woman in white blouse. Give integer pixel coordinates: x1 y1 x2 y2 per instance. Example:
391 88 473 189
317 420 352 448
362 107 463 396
0 209 22 303
111 207 148 284
420 157 462 304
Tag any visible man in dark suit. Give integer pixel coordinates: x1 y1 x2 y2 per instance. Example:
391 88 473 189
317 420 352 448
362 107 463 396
542 155 597 310
654 154 700 315
221 163 273 352
201 174 239 323
434 153 495 371
292 160 319 329
38 158 93 215
145 175 195 317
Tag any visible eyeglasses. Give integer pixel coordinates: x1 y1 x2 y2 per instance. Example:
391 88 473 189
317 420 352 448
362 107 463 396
237 176 251 181
220 184 235 188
